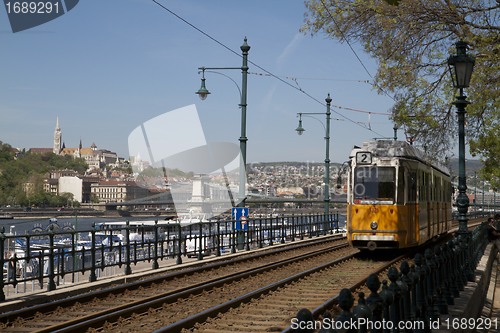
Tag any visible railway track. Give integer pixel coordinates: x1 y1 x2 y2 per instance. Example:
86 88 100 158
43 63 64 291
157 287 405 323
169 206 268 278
0 235 350 332
0 218 486 333
160 221 485 332
18 249 405 333
123 253 405 333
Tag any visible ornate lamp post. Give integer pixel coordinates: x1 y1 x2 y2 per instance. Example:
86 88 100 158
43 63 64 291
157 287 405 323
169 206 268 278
447 41 475 235
196 38 250 207
295 94 332 224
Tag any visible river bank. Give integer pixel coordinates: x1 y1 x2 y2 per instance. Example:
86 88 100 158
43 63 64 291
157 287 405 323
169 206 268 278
1 209 176 220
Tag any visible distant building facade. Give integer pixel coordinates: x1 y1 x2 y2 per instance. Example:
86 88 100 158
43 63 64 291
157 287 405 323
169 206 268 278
90 180 151 204
23 118 139 205
29 117 124 174
59 176 83 203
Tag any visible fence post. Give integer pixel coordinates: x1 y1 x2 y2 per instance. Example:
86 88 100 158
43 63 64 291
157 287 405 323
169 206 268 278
307 215 314 238
434 245 448 315
280 215 285 244
335 288 355 327
0 227 6 302
89 223 97 282
353 292 372 333
399 261 412 322
442 241 456 304
424 248 439 321
457 236 468 287
231 219 236 253
245 218 251 251
38 250 44 289
387 266 402 329
59 247 66 281
71 230 77 283
335 211 339 233
47 225 56 291
366 273 383 333
125 221 132 274
268 217 274 246
176 222 182 265
216 220 221 256
197 222 203 260
152 220 159 269
379 280 394 324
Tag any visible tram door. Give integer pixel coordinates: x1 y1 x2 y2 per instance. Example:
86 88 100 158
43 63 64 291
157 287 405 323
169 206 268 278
403 167 418 246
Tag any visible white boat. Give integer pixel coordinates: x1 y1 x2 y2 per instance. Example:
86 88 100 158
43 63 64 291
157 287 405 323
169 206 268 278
165 211 210 226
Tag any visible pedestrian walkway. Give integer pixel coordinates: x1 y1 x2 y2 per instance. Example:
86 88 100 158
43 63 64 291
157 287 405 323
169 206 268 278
434 242 499 332
480 245 500 332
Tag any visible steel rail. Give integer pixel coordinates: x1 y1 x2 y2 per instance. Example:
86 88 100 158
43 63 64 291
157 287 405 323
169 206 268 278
2 240 349 332
0 234 345 317
154 252 408 333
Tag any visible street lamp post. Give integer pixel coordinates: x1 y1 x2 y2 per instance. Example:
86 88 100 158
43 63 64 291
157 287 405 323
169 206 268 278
295 94 332 227
474 171 477 216
482 179 485 216
196 38 250 208
447 40 475 235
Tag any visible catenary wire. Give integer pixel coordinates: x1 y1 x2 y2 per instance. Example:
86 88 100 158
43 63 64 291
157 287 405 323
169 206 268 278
318 0 397 102
151 0 389 137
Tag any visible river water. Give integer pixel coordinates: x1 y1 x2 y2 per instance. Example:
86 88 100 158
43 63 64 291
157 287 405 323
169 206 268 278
1 214 347 236
0 216 164 235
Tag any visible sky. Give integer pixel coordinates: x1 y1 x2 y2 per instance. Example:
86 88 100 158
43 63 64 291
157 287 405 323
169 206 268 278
0 0 400 165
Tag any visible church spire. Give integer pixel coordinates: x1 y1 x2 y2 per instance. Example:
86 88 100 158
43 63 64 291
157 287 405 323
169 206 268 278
53 116 62 154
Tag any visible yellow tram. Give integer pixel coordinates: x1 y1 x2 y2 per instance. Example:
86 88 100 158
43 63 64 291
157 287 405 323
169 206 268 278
346 140 452 250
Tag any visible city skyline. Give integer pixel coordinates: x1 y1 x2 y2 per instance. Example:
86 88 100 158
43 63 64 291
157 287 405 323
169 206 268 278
1 1 470 164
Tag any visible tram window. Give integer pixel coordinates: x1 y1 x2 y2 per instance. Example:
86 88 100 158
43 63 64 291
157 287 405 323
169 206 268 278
353 166 395 202
397 167 405 204
421 171 429 201
409 171 417 202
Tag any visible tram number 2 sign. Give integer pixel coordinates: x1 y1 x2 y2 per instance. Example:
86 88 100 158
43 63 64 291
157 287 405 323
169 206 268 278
356 152 372 165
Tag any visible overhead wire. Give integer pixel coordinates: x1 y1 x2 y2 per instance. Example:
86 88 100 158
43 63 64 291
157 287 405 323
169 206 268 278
151 0 390 136
318 0 397 103
249 72 391 115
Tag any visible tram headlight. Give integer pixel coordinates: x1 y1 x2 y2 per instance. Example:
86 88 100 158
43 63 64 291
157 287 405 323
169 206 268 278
370 221 378 230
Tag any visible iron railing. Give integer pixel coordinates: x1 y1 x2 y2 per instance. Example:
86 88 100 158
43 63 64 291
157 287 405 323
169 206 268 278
0 212 340 301
286 222 492 332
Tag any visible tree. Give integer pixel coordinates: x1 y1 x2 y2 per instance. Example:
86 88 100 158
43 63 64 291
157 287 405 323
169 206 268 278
302 0 500 185
0 146 90 205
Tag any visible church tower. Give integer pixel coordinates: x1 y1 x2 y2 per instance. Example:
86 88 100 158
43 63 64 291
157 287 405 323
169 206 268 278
53 117 62 154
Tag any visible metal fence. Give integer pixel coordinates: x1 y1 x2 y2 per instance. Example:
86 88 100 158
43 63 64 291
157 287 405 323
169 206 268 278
0 212 340 301
287 222 491 333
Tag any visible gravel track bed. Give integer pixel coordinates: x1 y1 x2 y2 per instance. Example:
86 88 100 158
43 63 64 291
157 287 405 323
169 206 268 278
185 256 397 332
0 238 348 332
87 248 360 332
84 248 358 332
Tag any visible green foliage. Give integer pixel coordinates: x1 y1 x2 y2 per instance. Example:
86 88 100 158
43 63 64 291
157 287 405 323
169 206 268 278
469 122 500 188
0 142 88 206
0 141 15 163
302 0 500 180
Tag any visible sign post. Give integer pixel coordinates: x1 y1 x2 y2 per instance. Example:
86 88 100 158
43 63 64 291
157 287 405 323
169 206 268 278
232 207 249 250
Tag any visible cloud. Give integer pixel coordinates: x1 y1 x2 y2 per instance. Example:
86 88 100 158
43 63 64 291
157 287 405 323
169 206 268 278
277 33 304 68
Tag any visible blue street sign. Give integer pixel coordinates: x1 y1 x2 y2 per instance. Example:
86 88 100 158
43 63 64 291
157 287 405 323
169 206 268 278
232 207 249 230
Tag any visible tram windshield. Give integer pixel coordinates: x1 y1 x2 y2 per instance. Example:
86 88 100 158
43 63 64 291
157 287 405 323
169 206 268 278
353 166 395 204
